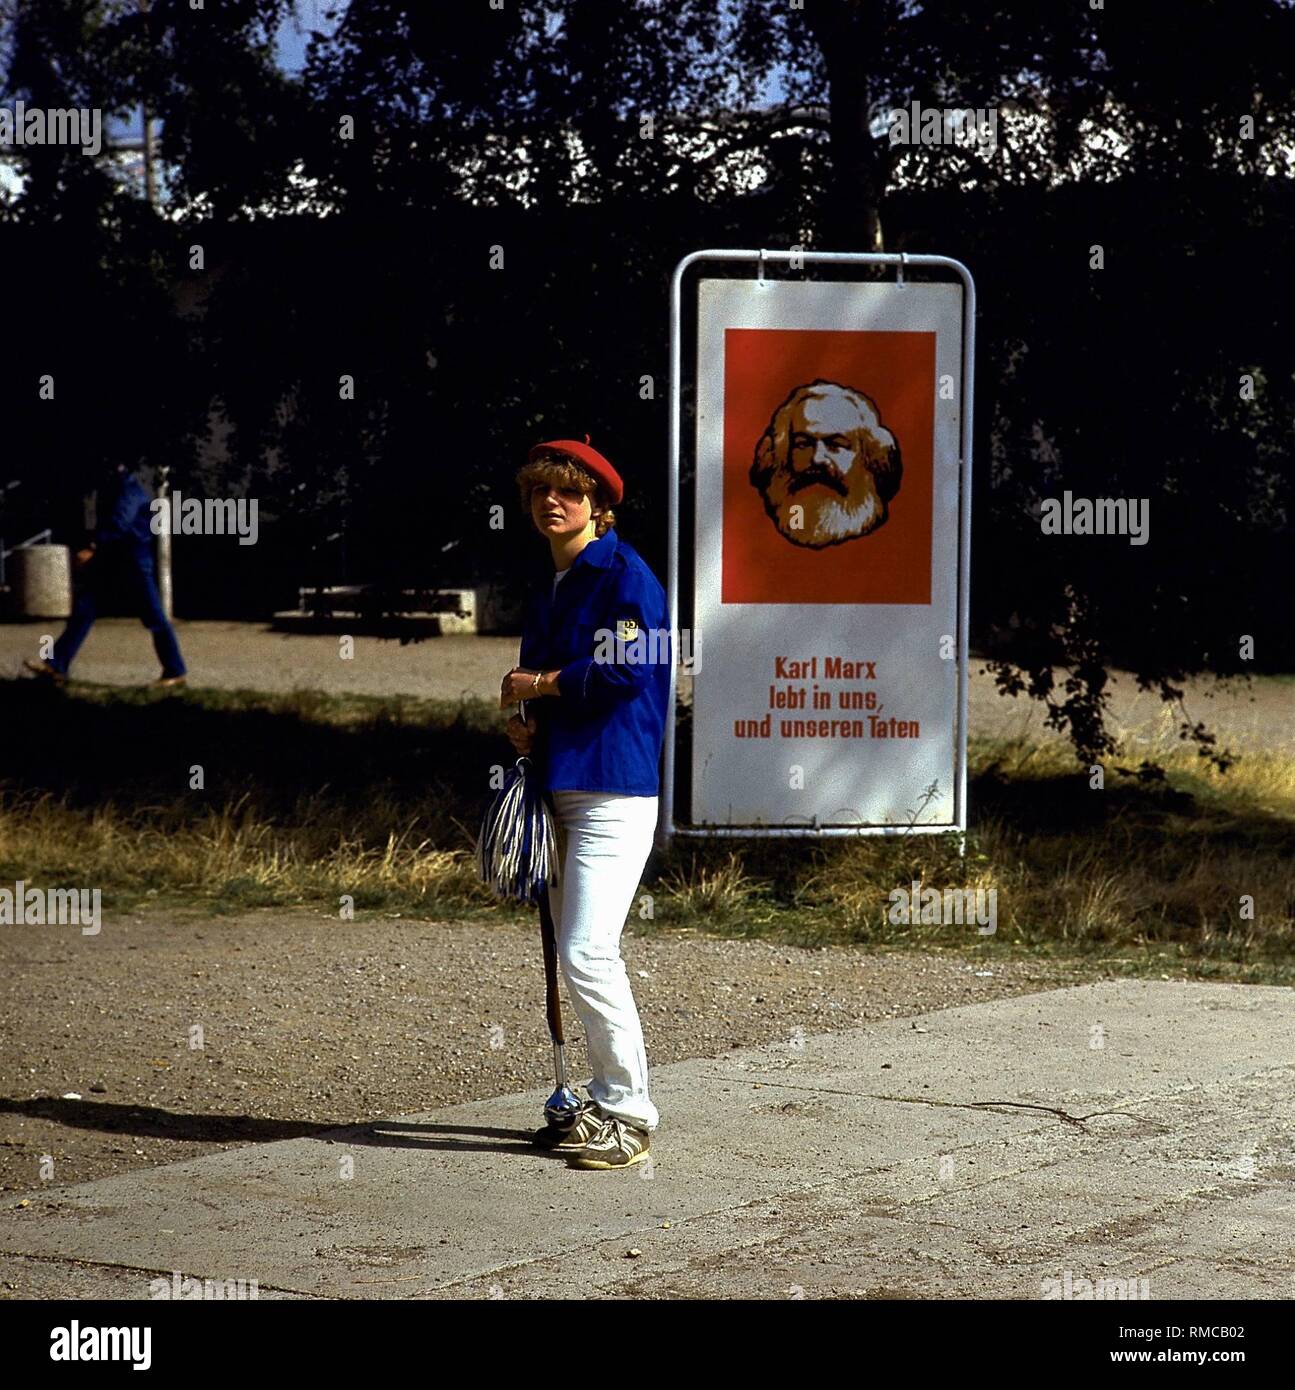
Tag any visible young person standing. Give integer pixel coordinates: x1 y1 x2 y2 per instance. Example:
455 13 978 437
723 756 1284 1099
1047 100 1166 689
499 437 670 1170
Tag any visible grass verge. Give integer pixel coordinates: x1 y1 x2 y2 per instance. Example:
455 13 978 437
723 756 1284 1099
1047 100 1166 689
0 680 1291 982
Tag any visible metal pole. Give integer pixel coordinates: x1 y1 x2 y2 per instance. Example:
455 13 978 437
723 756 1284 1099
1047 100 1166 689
661 249 976 853
954 260 977 839
658 255 687 856
156 464 173 619
138 0 156 210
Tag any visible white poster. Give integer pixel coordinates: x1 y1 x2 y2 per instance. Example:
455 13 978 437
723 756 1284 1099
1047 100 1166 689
691 277 965 830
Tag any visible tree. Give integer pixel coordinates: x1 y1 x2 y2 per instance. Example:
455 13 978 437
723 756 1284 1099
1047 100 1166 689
3 0 1291 766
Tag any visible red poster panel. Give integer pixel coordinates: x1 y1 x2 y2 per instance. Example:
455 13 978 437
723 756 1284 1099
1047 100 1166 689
722 328 935 605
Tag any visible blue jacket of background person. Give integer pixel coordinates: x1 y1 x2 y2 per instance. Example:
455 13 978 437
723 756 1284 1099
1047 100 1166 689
517 527 671 797
91 472 158 563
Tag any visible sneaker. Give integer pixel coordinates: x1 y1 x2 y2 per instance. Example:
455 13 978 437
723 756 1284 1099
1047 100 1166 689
530 1098 604 1150
149 674 187 689
566 1115 651 1170
23 658 66 685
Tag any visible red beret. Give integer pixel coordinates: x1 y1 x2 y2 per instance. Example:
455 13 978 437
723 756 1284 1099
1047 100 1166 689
528 434 624 505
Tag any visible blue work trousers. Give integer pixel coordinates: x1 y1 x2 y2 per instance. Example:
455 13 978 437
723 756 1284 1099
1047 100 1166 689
51 549 186 679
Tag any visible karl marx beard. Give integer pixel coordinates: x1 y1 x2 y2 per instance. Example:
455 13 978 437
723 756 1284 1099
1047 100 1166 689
749 380 903 549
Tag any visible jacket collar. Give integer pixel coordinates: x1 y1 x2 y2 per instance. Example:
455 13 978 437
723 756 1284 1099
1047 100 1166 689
574 526 617 568
547 526 618 578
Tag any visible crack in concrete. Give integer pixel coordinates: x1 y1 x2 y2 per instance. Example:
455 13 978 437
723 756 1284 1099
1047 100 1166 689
875 1096 1148 1128
701 1072 1151 1128
417 1178 853 1294
0 1246 319 1299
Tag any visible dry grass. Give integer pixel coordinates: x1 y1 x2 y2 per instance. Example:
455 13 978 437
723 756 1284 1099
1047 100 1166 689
0 785 496 915
0 682 1291 976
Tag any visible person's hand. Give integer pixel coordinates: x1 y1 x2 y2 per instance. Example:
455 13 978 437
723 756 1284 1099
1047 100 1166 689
499 667 544 707
505 712 537 756
74 547 95 568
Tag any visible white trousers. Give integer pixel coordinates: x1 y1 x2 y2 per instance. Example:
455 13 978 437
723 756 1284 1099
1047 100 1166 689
546 790 660 1132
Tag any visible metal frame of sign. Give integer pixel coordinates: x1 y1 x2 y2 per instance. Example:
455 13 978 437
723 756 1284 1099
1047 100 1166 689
659 249 976 852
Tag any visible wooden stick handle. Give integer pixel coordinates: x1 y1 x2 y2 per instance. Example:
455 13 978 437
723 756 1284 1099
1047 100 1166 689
538 884 564 1046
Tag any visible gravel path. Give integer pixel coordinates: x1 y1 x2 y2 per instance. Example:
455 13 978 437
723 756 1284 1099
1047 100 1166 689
0 621 1282 1208
0 907 1102 1200
1 619 1289 753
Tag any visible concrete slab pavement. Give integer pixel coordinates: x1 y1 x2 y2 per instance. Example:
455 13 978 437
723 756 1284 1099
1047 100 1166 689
1 980 1291 1300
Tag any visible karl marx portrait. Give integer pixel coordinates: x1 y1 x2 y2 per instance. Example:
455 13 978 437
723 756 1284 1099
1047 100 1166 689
749 379 903 549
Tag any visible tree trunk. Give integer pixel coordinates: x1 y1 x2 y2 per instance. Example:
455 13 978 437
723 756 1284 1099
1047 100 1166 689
803 1 890 254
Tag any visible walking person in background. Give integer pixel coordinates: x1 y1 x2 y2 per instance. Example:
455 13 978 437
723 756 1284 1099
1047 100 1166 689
499 436 671 1170
24 462 187 689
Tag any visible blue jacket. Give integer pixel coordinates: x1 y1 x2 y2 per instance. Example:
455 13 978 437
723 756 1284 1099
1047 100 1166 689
517 527 670 796
92 473 157 562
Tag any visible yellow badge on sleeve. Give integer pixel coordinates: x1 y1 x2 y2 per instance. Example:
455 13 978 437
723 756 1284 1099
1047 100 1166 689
615 618 639 642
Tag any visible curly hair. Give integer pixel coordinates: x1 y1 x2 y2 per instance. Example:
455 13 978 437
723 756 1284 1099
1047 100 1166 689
516 451 617 538
750 379 902 503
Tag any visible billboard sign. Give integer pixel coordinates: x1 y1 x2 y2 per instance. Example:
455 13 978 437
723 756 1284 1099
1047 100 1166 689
665 255 973 841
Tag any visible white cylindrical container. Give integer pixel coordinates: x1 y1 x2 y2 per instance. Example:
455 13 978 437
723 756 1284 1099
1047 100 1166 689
11 544 72 618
